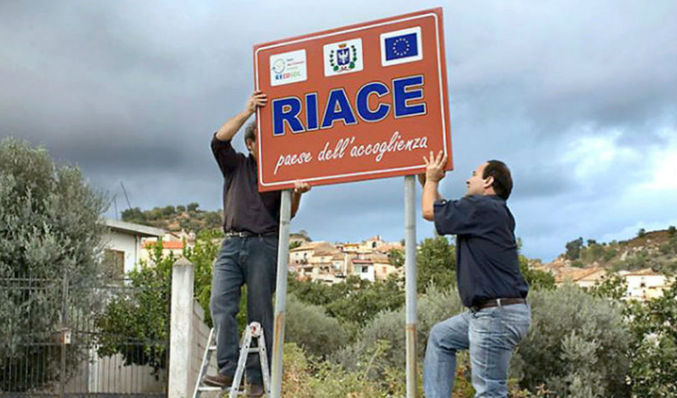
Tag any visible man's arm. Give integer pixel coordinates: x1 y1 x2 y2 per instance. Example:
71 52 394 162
421 151 447 221
291 181 311 218
215 91 267 142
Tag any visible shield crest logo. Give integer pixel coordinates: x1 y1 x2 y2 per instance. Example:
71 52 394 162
336 47 350 66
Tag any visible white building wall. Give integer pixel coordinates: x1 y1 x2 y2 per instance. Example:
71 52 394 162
103 230 140 274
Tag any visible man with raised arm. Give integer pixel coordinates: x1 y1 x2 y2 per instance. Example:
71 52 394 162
420 151 530 398
203 91 310 397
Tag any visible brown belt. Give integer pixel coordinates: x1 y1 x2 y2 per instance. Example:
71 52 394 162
472 297 526 311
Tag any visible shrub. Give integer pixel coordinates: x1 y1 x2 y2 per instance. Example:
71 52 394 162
285 294 348 358
0 138 107 391
333 285 463 374
512 285 631 397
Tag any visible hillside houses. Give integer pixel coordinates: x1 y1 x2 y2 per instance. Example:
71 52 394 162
536 257 674 301
290 236 403 284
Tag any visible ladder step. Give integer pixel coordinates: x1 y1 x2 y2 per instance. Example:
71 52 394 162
197 386 224 392
208 345 217 350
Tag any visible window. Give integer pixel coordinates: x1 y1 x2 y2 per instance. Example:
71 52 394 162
104 249 125 279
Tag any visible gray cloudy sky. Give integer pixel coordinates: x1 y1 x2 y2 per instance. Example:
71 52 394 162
2 1 676 261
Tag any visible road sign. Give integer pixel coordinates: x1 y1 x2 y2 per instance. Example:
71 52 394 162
254 8 452 191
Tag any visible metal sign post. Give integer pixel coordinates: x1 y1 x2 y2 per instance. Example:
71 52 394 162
270 190 292 398
404 175 418 397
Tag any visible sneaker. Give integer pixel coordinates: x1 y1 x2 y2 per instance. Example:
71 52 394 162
246 383 264 397
202 373 234 388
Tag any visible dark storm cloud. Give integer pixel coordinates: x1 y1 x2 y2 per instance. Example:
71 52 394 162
2 0 676 260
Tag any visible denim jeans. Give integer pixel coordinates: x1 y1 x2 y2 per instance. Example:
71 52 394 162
210 235 278 385
423 303 531 398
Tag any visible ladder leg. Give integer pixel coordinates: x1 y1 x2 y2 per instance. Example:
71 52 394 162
230 326 252 398
258 332 271 397
193 328 217 398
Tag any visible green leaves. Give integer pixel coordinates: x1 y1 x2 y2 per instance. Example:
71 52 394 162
417 236 456 293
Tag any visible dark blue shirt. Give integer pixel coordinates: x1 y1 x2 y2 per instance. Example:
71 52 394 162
211 135 281 235
433 195 528 307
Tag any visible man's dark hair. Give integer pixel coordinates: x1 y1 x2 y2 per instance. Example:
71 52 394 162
244 121 257 145
483 160 513 200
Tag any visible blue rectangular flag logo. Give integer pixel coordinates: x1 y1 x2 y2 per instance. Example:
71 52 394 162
380 26 423 66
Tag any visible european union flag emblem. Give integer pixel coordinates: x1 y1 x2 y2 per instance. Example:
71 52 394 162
380 27 422 66
385 32 418 61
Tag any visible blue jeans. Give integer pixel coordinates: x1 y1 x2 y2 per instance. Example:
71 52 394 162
210 236 278 385
423 303 531 398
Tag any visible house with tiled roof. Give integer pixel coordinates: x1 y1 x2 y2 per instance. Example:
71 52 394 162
619 268 672 301
555 267 607 288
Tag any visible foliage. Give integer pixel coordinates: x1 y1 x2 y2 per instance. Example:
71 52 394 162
96 229 227 371
565 237 584 260
637 228 646 238
588 273 627 300
121 202 222 233
281 342 399 398
512 285 631 397
519 256 555 291
417 236 456 293
285 294 348 358
625 279 677 396
289 240 302 250
387 248 405 268
95 241 173 374
334 285 463 375
0 138 107 391
669 225 676 237
288 274 404 329
183 228 223 326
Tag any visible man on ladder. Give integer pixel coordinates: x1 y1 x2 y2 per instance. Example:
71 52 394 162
203 91 310 397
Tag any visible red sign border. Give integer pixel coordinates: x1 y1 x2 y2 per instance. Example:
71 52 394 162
253 8 450 189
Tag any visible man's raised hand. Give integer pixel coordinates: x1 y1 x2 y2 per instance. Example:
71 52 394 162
293 180 311 195
246 91 268 115
423 150 447 183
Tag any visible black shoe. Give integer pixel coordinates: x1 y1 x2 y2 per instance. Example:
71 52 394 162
203 373 234 388
246 383 264 397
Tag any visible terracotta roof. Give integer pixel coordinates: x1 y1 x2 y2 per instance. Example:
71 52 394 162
352 259 373 265
555 267 605 283
290 241 333 252
621 268 664 277
143 240 185 250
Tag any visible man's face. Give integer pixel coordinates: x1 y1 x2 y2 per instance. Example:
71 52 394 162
466 162 490 196
247 129 259 161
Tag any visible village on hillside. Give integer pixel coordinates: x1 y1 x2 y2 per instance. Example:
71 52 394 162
135 228 404 285
116 218 677 301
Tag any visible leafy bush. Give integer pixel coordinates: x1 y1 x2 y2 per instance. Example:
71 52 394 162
333 285 463 374
625 280 677 396
285 294 348 358
281 342 395 398
417 236 457 293
512 285 631 397
0 138 107 391
289 274 404 329
519 256 555 290
95 242 173 374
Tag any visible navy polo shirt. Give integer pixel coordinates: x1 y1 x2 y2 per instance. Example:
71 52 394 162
433 195 528 308
211 135 281 235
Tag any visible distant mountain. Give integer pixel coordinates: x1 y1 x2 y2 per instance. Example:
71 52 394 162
120 203 222 233
539 227 677 274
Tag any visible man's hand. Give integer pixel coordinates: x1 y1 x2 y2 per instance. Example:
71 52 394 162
291 181 310 218
293 181 311 195
245 91 268 115
423 150 447 183
215 91 268 142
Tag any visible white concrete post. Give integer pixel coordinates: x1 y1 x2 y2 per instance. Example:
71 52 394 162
169 257 195 398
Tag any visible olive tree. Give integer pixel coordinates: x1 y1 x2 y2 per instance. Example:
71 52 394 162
0 138 107 391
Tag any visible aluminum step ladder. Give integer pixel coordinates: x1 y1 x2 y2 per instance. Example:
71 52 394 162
193 322 271 398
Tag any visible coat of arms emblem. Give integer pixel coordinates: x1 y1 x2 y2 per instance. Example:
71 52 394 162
329 43 358 72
